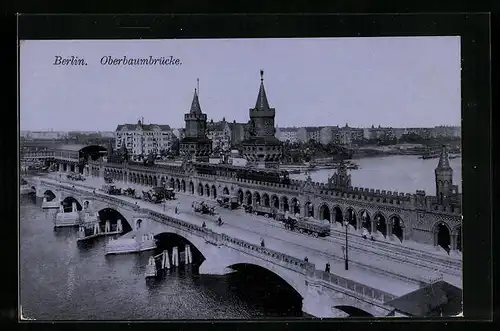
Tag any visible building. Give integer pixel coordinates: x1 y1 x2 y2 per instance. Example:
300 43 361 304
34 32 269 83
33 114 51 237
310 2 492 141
179 87 212 162
435 145 460 207
276 127 300 143
297 127 322 143
22 131 69 140
364 126 395 141
228 121 247 147
207 118 232 151
241 70 282 168
115 120 173 157
319 126 339 145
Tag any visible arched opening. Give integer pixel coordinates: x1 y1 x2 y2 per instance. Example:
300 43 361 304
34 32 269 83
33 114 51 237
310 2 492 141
305 202 314 218
333 206 343 224
61 196 83 212
435 222 451 253
211 185 217 199
97 208 132 234
281 197 289 212
360 210 371 233
346 208 357 229
237 190 244 204
170 178 175 189
334 305 374 317
262 194 270 208
390 215 404 243
254 192 261 206
153 177 158 187
245 191 252 205
160 177 166 188
226 263 303 317
153 232 205 271
148 175 153 186
319 204 331 222
456 226 462 252
136 219 142 229
175 179 181 191
189 182 194 194
205 184 210 197
291 198 300 215
223 187 230 195
182 180 186 192
198 183 204 196
43 190 56 202
374 213 387 238
271 195 279 209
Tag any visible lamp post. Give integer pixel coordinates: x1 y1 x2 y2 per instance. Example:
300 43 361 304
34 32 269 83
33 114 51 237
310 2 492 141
344 217 349 270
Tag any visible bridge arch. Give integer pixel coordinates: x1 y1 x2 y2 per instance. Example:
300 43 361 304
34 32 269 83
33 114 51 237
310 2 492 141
373 211 388 238
198 183 204 196
237 189 244 204
253 191 261 205
43 190 57 201
245 190 252 205
271 195 279 209
345 207 357 229
225 262 305 310
181 180 186 192
61 196 83 212
262 194 270 207
175 179 181 191
433 221 452 253
169 178 175 189
189 181 194 194
332 206 343 224
290 198 300 215
97 207 133 233
153 231 209 265
318 203 331 222
280 196 289 212
334 305 374 317
304 201 314 218
388 214 405 243
359 210 371 233
223 187 230 195
211 185 217 198
205 184 210 197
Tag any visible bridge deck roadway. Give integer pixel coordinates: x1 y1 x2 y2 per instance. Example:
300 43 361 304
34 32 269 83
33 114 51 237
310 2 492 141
41 173 461 295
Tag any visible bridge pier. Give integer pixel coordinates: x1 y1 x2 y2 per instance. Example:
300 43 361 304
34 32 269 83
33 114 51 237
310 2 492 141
172 246 179 267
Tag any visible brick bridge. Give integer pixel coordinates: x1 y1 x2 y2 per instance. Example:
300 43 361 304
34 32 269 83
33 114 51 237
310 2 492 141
87 160 462 252
32 178 396 318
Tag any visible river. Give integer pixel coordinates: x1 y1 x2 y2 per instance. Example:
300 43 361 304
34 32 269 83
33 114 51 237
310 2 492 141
290 155 462 195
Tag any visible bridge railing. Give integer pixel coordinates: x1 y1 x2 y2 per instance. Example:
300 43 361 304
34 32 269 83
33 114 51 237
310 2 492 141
220 233 316 275
313 269 396 303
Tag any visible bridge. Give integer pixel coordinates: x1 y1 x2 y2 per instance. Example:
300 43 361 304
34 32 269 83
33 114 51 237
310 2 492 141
28 170 462 318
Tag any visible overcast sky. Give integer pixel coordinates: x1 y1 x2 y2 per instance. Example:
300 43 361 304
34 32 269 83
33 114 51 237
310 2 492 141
20 37 461 132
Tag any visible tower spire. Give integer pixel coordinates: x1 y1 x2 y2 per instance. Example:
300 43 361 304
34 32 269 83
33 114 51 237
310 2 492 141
436 145 451 169
189 87 202 114
197 78 200 97
255 69 270 111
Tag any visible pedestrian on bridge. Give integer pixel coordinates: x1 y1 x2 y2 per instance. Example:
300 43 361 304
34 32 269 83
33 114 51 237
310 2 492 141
260 239 265 247
202 221 206 228
304 257 309 262
325 262 330 273
175 206 178 214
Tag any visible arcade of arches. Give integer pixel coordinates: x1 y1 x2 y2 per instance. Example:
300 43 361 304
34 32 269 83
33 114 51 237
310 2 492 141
88 166 461 252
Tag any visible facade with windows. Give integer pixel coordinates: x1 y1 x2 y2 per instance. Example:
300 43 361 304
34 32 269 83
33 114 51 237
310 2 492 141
115 120 173 156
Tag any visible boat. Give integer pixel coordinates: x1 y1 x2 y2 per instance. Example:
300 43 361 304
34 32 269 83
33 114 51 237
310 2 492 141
41 197 60 209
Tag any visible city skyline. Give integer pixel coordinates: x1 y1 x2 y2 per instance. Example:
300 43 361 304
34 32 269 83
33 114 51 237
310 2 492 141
20 37 461 131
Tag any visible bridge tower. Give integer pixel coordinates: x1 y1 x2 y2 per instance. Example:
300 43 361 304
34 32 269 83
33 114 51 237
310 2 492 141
241 70 282 169
179 82 212 162
327 159 352 189
435 145 454 205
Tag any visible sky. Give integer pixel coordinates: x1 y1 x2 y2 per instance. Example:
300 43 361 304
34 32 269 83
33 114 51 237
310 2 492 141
20 37 461 132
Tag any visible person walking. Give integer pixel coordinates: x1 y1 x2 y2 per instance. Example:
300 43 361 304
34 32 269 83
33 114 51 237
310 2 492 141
260 238 265 247
202 221 206 228
304 257 309 262
325 262 330 273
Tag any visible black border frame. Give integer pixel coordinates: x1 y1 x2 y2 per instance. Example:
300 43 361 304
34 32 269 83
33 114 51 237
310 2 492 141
6 12 492 330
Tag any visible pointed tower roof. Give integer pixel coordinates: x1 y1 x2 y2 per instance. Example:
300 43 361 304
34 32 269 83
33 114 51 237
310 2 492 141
254 70 270 111
436 145 452 170
190 88 202 114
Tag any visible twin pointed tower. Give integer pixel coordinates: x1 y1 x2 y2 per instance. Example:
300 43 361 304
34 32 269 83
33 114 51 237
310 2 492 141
241 70 283 168
179 85 212 162
435 145 459 206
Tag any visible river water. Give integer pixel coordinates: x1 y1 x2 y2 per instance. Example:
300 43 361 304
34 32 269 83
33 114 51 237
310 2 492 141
290 155 462 195
20 156 462 320
19 195 302 320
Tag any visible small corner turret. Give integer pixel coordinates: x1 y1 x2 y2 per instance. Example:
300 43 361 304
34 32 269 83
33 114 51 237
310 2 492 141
435 145 456 206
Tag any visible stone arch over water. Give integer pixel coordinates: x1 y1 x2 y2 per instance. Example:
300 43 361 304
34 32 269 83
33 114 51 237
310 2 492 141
97 208 133 234
61 196 83 212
